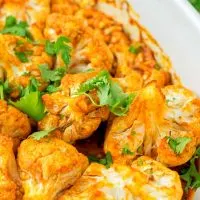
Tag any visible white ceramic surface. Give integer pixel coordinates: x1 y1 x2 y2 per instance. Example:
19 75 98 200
129 0 200 199
130 0 200 95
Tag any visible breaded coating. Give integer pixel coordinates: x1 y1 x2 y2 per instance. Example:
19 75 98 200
0 100 31 148
0 0 51 40
105 82 198 166
59 156 183 200
0 34 52 89
0 135 22 200
39 72 109 143
17 137 89 200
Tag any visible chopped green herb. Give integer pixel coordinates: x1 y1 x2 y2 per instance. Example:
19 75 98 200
137 158 144 166
154 63 161 70
88 151 113 168
46 84 59 93
189 0 200 12
137 146 143 155
30 128 55 140
0 80 12 99
39 64 66 82
39 64 66 93
9 78 45 121
0 16 32 40
122 144 134 155
74 70 135 116
0 85 4 100
16 40 25 46
166 136 191 155
180 147 200 191
131 130 137 136
15 51 29 63
45 36 72 67
129 45 141 54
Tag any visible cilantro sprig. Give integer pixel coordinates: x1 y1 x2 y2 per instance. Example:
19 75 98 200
122 144 134 155
180 147 200 191
9 78 45 121
129 45 141 54
14 50 33 63
88 151 113 168
45 36 72 67
74 70 135 116
166 136 191 155
30 128 55 140
0 16 32 40
39 64 66 93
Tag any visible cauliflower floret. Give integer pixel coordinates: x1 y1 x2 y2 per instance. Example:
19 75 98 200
44 13 82 43
0 100 31 150
39 72 109 143
0 135 22 200
51 0 79 15
51 0 95 15
59 156 183 200
44 13 113 73
79 8 171 85
105 83 198 166
17 137 89 200
156 121 196 167
0 34 52 90
0 0 51 40
163 85 200 144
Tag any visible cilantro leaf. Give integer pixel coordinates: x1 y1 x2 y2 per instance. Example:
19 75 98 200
5 16 16 27
75 70 135 116
30 128 55 140
39 64 66 93
0 85 4 100
88 152 113 168
122 144 134 155
9 78 45 121
46 84 59 93
129 45 141 54
45 36 71 66
166 136 191 154
180 147 200 191
0 16 32 40
15 51 29 63
0 80 12 99
189 0 200 12
39 64 66 82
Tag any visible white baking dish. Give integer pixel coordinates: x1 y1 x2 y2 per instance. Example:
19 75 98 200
129 0 200 198
130 0 200 95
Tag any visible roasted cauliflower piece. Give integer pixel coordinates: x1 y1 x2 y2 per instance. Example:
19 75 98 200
59 156 183 200
44 13 113 73
39 72 109 143
105 82 198 166
17 137 89 200
0 100 31 149
78 8 171 86
0 34 52 89
51 0 80 15
51 0 95 15
0 135 22 200
0 0 51 40
163 85 200 144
